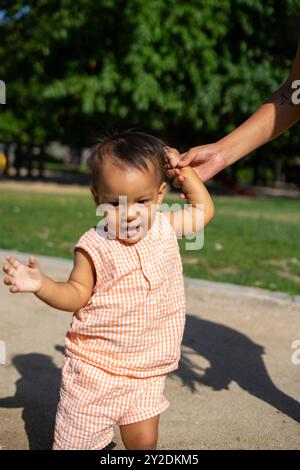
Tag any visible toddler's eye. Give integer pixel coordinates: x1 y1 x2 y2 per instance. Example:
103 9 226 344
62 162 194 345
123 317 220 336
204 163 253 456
109 202 119 207
138 200 149 204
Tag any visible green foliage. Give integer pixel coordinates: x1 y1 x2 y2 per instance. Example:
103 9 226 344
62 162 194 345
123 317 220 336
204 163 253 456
0 0 299 149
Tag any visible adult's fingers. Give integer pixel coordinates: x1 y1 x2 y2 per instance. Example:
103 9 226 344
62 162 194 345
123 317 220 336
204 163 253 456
177 149 197 167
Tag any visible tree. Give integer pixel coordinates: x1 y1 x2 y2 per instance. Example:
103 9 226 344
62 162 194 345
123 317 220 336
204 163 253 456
0 0 299 160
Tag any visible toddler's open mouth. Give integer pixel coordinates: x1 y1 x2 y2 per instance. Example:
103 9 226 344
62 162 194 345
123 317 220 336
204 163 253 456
126 224 141 237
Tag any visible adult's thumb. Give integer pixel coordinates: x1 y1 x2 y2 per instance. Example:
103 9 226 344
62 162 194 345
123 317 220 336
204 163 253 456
177 150 194 167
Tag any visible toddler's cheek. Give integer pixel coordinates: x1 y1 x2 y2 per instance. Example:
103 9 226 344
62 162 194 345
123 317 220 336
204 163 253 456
103 212 120 237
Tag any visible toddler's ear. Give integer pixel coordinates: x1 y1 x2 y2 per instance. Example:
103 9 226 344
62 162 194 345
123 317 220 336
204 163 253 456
157 181 167 204
159 181 168 193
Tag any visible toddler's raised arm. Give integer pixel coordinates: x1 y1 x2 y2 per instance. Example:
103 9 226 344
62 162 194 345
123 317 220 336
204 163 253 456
163 147 215 237
2 249 95 312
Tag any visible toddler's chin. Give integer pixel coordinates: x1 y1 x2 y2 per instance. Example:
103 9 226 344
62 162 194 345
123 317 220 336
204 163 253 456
118 226 148 244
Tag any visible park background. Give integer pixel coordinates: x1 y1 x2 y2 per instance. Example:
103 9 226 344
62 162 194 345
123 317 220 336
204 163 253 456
0 1 300 294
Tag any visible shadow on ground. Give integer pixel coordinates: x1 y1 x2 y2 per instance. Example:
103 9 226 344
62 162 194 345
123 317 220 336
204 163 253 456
0 315 299 449
174 314 300 422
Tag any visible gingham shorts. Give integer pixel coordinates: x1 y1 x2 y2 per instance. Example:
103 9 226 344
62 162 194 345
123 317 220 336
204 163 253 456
53 356 170 450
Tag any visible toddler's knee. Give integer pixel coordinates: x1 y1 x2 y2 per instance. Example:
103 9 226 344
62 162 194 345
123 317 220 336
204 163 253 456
125 432 158 450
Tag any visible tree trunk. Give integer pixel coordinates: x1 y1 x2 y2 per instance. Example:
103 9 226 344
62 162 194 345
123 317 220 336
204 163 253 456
38 145 45 179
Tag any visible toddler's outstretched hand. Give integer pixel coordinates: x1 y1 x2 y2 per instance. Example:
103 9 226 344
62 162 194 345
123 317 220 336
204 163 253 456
2 255 43 293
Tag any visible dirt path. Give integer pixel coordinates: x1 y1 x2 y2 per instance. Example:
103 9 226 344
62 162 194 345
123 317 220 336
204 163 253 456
0 179 90 195
1 178 299 199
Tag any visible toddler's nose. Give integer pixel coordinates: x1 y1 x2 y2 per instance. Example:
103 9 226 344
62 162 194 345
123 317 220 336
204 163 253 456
127 213 137 223
126 204 139 221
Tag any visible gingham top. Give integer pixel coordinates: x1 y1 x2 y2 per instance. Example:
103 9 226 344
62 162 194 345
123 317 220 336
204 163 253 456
65 210 186 378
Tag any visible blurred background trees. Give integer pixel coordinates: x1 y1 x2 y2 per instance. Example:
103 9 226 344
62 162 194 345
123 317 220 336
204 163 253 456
0 0 299 185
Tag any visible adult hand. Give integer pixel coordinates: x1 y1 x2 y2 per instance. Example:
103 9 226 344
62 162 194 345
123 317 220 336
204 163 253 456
164 143 227 199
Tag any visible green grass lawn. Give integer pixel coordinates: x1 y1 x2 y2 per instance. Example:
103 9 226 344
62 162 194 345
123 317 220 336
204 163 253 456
0 189 299 295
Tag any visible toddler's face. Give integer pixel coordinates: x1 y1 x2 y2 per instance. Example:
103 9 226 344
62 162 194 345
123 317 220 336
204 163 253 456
92 159 167 245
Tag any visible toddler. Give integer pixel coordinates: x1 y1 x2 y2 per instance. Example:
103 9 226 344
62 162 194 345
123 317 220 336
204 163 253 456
2 131 215 450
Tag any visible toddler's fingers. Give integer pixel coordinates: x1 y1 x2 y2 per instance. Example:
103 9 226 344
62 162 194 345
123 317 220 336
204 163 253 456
164 146 178 155
164 147 180 159
174 175 185 186
172 175 184 189
28 255 40 269
169 155 181 169
3 276 13 285
6 255 21 270
10 285 19 293
166 168 180 178
3 264 14 276
163 148 170 163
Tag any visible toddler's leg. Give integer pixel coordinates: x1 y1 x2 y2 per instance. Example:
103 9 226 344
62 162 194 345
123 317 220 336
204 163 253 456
119 414 160 450
53 356 115 450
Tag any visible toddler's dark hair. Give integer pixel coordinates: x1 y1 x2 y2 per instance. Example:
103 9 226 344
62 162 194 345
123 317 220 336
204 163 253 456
87 130 167 195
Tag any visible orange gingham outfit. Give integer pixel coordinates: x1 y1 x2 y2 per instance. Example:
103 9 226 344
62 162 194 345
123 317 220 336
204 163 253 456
53 210 186 450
